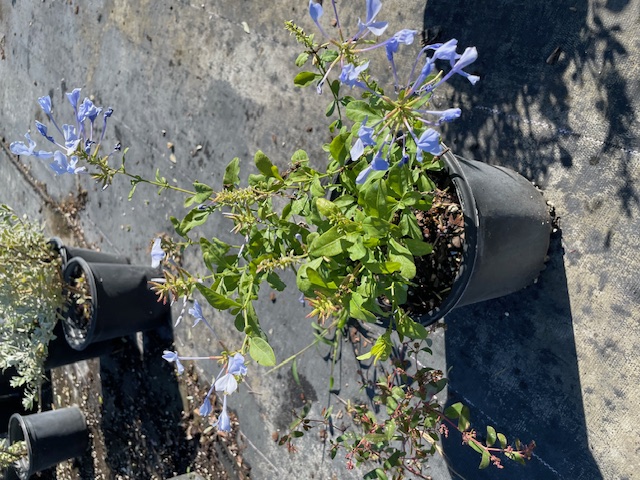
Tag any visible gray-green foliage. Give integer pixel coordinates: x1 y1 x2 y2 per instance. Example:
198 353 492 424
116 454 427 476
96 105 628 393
0 438 27 470
0 205 64 408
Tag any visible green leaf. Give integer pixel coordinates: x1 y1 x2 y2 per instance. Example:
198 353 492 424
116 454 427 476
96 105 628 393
396 315 428 340
328 131 350 164
388 238 416 279
175 208 210 237
291 150 309 165
362 179 388 218
294 52 309 67
479 450 491 469
200 237 231 271
249 336 276 366
255 151 283 181
345 100 382 123
223 157 240 189
294 71 319 87
315 198 340 218
363 468 388 480
486 426 497 447
266 272 287 291
444 402 471 432
196 283 241 311
310 177 325 198
505 451 526 465
404 238 433 256
184 182 214 207
291 358 300 385
309 226 351 257
497 433 507 449
370 331 393 363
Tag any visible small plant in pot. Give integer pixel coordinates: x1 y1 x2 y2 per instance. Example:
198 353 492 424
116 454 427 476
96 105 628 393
9 0 548 476
5 406 88 480
0 205 64 409
0 206 126 411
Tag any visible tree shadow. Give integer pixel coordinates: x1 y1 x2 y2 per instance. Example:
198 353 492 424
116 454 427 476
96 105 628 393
422 0 638 215
99 317 199 478
441 227 602 478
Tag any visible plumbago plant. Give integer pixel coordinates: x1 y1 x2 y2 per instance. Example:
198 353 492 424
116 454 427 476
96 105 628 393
0 205 64 409
9 0 535 476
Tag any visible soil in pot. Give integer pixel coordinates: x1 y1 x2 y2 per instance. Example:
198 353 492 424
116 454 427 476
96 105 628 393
406 169 465 316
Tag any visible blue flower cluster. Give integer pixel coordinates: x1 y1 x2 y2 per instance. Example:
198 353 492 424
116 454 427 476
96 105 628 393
10 88 115 175
308 0 479 184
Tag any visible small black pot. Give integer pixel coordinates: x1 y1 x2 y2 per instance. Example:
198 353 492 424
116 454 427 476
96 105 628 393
48 237 130 266
62 257 170 351
416 152 552 325
6 406 88 480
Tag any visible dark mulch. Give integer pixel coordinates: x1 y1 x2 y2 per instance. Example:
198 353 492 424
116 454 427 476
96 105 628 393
45 324 250 480
405 170 465 316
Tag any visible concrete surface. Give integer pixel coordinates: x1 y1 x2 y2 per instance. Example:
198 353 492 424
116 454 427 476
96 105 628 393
1 0 639 479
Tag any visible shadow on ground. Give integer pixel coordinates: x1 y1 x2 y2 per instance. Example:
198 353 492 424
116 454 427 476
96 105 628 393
422 0 638 215
98 322 198 478
441 228 602 479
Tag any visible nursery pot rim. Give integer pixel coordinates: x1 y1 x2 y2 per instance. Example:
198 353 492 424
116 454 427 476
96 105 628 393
47 236 68 266
62 256 98 351
8 412 35 477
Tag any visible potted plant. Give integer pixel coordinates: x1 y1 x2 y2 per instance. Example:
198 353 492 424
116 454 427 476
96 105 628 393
61 256 171 351
9 0 545 475
4 406 88 480
0 205 139 410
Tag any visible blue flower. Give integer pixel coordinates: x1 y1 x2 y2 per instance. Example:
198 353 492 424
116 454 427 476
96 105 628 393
215 353 247 395
415 128 443 160
66 88 81 111
188 299 206 327
199 397 213 417
449 47 480 84
350 117 377 161
356 150 389 184
151 238 165 268
308 0 329 38
430 39 460 64
35 121 55 143
227 353 248 376
10 133 54 159
100 108 114 144
339 62 370 88
78 98 101 124
215 371 238 395
38 95 52 116
162 350 185 374
62 124 81 154
385 29 417 61
417 108 462 125
214 396 232 432
357 0 388 37
50 152 86 175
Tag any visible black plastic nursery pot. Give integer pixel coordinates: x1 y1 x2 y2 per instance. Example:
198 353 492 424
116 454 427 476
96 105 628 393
6 406 88 480
416 151 552 325
62 257 170 351
43 322 117 370
48 236 130 266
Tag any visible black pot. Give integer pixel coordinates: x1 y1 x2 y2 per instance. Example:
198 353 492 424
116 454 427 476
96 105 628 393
6 406 88 480
48 237 130 267
62 258 170 351
43 322 117 370
416 152 551 325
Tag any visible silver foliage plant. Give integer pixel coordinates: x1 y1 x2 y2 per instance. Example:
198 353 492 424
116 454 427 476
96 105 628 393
0 204 64 408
